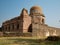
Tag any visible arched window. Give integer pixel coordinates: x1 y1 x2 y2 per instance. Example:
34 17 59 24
17 24 19 30
12 24 14 30
5 26 7 31
8 26 10 31
42 19 44 24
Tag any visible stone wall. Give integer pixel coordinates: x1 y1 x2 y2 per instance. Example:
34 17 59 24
32 24 60 38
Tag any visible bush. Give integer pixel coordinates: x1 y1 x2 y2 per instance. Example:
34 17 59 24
45 36 60 41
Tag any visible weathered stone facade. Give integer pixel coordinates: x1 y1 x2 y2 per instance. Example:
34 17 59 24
2 8 31 33
1 6 60 37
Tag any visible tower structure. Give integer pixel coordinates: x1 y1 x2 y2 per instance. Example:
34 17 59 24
20 8 31 33
30 6 45 24
30 6 45 37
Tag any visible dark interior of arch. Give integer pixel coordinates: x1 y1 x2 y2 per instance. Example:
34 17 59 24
28 24 32 32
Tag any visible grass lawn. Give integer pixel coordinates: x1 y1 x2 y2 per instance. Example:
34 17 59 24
0 37 60 45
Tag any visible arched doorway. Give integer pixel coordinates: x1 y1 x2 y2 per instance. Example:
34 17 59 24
28 24 32 32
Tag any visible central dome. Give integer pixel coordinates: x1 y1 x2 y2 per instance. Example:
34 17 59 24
30 6 42 11
30 6 42 14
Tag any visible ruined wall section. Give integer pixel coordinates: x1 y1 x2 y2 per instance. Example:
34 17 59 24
32 24 60 38
2 16 23 32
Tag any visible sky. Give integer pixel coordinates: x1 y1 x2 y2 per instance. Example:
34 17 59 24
0 0 60 28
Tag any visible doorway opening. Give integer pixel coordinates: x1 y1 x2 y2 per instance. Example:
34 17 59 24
28 24 32 32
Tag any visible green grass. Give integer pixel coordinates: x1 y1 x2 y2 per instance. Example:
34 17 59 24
0 37 60 45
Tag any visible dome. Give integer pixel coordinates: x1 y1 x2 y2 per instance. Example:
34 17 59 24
30 6 42 11
30 6 42 14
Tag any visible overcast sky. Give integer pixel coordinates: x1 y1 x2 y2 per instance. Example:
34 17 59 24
0 0 60 28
